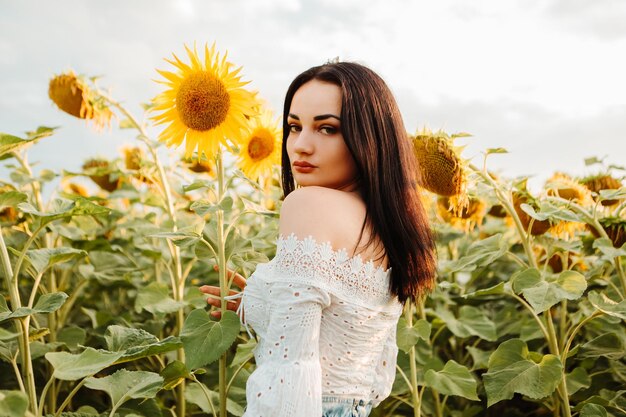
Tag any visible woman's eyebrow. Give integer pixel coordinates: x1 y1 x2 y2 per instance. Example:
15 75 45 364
313 114 341 121
288 113 299 120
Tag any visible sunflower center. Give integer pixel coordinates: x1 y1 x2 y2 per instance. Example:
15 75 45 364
176 72 230 131
247 130 275 161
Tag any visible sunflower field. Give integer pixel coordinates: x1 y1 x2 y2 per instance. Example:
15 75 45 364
1 44 625 417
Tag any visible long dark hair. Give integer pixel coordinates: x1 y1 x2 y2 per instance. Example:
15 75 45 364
281 62 437 303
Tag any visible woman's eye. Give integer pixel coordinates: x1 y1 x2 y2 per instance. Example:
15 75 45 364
320 126 337 135
288 124 301 133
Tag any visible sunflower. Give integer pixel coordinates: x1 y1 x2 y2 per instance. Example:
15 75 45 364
151 43 259 159
512 191 552 236
182 156 216 176
236 109 281 182
545 172 593 206
122 146 143 171
66 182 89 197
48 70 112 130
579 174 623 206
82 158 121 192
588 217 626 248
437 195 486 232
412 127 470 214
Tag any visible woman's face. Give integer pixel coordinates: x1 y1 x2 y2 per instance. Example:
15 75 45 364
286 80 359 192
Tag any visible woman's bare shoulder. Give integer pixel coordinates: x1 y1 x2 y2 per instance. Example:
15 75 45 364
279 186 365 244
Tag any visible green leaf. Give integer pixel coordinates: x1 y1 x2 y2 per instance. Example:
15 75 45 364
593 238 626 260
424 360 479 401
580 404 608 417
584 156 603 166
135 282 185 315
45 347 123 380
566 367 591 396
160 360 191 390
444 234 507 273
437 306 497 341
599 187 626 202
25 247 86 275
0 297 9 320
18 197 109 226
183 180 214 193
104 326 183 363
0 390 29 417
483 339 563 406
1 292 69 322
57 327 87 350
466 346 491 370
104 325 158 351
185 382 244 416
149 223 203 248
241 197 278 216
396 318 431 353
0 191 27 211
511 268 541 294
116 337 182 364
588 291 626 320
0 132 39 157
485 148 508 155
462 282 505 299
230 339 257 369
181 309 240 369
84 369 163 411
579 333 624 360
516 270 586 313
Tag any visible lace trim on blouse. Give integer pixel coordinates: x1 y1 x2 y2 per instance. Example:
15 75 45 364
264 233 394 307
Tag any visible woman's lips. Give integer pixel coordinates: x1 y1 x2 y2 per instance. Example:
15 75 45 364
293 161 316 173
293 165 315 173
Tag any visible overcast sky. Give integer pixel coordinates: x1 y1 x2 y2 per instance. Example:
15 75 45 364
1 0 625 193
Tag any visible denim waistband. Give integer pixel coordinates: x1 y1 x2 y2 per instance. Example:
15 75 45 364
322 396 373 406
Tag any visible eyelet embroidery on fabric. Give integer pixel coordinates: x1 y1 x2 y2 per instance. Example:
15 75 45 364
268 233 395 307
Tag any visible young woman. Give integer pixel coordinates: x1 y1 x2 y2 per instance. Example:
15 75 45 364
201 62 437 417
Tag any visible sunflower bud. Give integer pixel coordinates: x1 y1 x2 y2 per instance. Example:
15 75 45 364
579 174 623 206
512 192 552 236
48 71 112 130
587 217 626 248
82 158 121 192
545 172 592 206
437 196 486 231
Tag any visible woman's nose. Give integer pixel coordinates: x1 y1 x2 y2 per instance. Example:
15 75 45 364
293 129 314 154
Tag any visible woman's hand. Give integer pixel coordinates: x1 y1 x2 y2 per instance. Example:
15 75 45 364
198 265 247 319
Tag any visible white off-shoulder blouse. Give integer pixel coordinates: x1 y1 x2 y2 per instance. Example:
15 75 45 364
237 233 403 417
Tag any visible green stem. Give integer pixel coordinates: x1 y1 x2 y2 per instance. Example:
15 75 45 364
54 379 87 417
562 312 603 366
559 300 567 353
10 358 26 393
416 386 425 417
394 364 413 394
216 149 228 417
193 377 217 417
509 293 551 342
432 388 443 417
544 309 560 356
1 228 37 413
226 353 254 395
12 223 46 285
405 302 420 417
37 376 55 417
11 151 44 211
506 251 528 268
